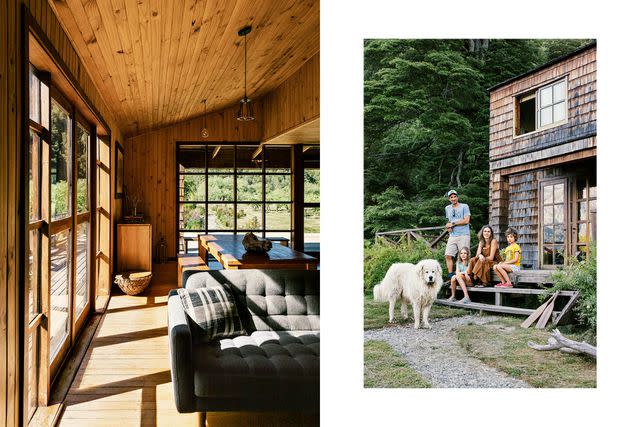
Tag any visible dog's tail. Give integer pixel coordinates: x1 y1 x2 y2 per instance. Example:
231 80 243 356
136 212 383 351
373 282 386 301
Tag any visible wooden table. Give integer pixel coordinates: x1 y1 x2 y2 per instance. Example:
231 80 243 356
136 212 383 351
199 234 318 270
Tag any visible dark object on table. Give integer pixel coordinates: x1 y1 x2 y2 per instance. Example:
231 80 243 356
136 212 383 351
114 271 152 295
242 232 272 252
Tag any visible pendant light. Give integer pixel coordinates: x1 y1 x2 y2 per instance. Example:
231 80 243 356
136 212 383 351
237 25 254 121
201 99 209 138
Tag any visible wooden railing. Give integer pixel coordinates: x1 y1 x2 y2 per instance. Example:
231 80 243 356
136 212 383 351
375 226 448 248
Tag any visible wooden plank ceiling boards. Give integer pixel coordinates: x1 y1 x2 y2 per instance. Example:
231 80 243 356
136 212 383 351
48 0 320 137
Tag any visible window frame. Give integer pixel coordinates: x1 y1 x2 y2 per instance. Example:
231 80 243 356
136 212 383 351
513 76 569 139
538 177 568 269
176 143 294 254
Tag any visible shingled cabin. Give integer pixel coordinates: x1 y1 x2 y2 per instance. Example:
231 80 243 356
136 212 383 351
488 42 596 268
439 43 596 320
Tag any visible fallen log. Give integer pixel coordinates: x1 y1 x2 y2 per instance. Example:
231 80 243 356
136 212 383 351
527 328 597 359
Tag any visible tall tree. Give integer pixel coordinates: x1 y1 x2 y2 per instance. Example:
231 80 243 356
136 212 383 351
364 39 591 239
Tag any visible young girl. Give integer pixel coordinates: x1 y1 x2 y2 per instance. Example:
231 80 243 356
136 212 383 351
493 227 521 288
448 247 472 304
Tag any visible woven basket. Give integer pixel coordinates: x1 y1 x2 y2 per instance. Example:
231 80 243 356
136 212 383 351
115 271 152 295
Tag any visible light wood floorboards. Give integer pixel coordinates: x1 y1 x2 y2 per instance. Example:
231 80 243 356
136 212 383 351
57 262 318 426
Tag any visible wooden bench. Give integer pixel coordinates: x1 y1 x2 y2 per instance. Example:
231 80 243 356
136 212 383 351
436 269 579 327
177 254 209 286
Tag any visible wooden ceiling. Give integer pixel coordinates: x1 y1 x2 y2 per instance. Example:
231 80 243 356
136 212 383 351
49 0 319 137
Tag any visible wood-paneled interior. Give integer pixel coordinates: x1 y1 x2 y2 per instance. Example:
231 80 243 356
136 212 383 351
264 116 320 145
57 263 318 426
489 45 596 162
1 1 21 424
123 48 319 259
262 53 320 142
48 0 320 137
2 1 123 425
123 104 262 259
116 224 152 272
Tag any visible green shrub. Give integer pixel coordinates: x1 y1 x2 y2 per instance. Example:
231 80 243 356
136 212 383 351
543 244 597 335
363 240 445 293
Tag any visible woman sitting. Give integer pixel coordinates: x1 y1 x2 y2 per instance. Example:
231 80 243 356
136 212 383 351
467 225 502 287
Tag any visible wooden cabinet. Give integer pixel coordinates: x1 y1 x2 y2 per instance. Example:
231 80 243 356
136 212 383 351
117 224 152 272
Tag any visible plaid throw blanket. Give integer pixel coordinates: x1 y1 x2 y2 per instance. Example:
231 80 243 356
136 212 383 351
177 285 246 340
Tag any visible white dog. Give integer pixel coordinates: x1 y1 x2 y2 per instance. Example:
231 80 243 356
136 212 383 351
373 259 443 329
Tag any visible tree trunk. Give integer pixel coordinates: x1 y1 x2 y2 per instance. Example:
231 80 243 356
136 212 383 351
455 151 463 188
527 329 597 359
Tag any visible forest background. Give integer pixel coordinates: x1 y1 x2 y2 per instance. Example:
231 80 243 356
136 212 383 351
364 39 594 240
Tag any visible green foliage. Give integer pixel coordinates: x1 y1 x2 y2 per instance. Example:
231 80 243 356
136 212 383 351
51 181 69 219
77 178 88 212
364 39 592 240
543 245 597 335
363 240 445 292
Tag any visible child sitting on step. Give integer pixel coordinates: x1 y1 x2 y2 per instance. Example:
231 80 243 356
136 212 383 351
493 227 521 288
448 247 472 304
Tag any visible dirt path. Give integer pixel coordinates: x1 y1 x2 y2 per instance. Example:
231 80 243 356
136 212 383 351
364 314 530 388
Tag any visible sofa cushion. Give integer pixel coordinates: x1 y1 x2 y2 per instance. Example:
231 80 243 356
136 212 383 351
177 286 246 341
192 330 319 399
183 270 320 332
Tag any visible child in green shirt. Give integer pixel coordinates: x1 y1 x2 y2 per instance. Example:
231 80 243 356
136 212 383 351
493 227 521 288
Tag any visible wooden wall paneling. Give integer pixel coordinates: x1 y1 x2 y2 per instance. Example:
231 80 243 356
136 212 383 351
124 104 262 258
261 53 320 142
8 1 21 425
1 3 10 424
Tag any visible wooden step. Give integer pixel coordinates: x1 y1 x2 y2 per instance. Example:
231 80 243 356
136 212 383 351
436 298 561 320
457 286 576 296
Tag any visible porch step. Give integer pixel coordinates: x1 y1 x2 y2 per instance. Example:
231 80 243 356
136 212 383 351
436 298 561 320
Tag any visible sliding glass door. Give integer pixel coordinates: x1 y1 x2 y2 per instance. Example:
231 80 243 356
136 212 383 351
25 65 97 420
26 65 50 422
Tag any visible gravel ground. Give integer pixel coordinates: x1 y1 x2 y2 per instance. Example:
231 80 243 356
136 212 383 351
364 314 530 388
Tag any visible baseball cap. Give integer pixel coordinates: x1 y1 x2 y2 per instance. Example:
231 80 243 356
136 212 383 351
446 190 458 197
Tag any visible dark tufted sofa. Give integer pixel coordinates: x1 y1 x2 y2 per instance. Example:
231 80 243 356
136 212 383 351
167 269 319 416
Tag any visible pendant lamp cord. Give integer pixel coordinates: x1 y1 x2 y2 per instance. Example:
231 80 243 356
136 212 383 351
243 34 248 99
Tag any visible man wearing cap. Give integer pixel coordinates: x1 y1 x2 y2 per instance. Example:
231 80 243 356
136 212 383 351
444 190 471 280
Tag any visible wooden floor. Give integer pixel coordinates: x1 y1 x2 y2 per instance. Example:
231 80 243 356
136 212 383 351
57 262 319 427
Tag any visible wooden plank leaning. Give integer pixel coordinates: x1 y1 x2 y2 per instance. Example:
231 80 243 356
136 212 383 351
520 292 556 329
535 292 559 329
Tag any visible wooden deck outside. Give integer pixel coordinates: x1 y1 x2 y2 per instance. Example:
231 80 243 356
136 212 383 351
56 262 318 427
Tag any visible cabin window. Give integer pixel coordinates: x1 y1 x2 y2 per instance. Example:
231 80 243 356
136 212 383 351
574 175 597 260
176 144 294 254
515 78 567 136
516 92 536 135
541 180 566 267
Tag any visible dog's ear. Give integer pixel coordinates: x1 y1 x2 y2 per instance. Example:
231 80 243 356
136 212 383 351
437 263 442 275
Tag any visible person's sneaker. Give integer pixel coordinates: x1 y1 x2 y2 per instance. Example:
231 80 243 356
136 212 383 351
459 297 471 304
447 296 456 302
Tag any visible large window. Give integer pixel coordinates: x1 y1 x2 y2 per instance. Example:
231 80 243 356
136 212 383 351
177 144 293 254
26 65 49 423
303 145 320 254
27 63 97 423
515 78 568 136
573 174 597 261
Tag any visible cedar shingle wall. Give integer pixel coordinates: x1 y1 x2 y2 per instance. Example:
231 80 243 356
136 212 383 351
489 47 597 161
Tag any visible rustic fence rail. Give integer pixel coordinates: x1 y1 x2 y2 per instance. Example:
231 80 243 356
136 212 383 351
375 226 448 248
